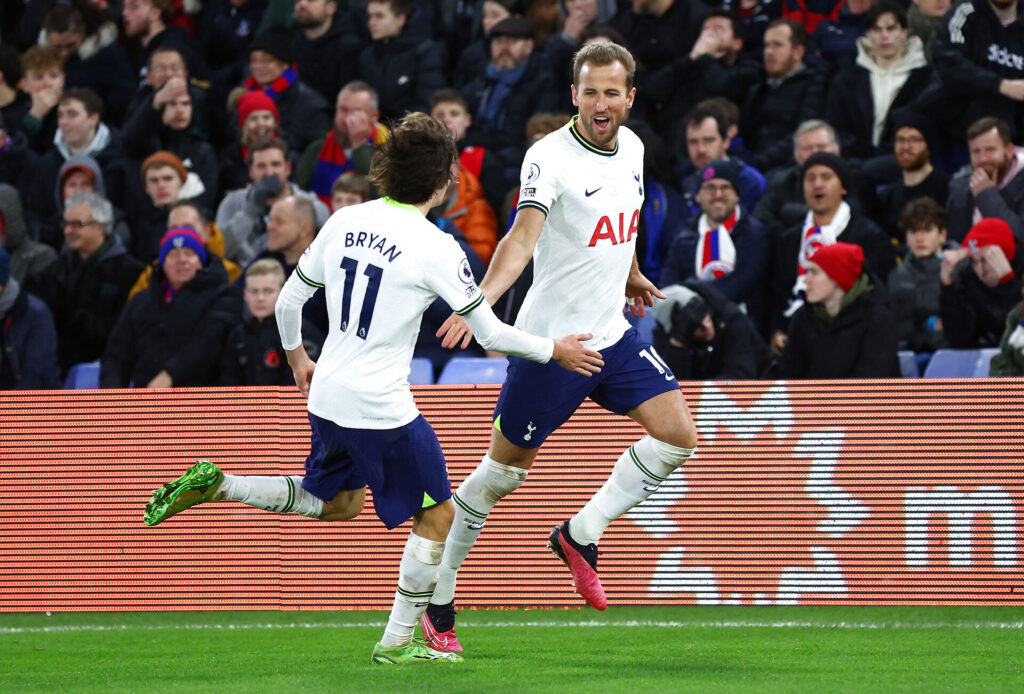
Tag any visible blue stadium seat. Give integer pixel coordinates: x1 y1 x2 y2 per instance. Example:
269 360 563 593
437 357 508 384
64 361 100 389
409 357 434 385
898 350 918 378
922 349 999 378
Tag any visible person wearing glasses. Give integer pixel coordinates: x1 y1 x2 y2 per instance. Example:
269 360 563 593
25 192 144 375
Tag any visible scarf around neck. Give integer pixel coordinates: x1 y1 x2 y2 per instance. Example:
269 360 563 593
244 65 299 101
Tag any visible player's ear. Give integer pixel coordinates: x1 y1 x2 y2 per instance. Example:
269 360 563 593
571 84 579 107
625 87 636 109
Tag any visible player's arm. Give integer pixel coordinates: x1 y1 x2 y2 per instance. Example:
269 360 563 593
625 251 667 317
275 269 319 397
438 207 546 349
460 298 603 376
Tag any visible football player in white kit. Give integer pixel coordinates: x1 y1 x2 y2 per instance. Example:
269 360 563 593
142 113 604 665
420 43 699 652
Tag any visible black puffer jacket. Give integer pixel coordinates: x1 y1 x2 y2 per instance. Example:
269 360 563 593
940 260 1024 349
357 33 447 123
100 256 241 387
25 234 144 373
219 310 324 386
771 271 900 378
742 67 828 172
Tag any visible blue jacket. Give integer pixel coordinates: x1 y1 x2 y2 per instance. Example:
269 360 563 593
0 281 60 389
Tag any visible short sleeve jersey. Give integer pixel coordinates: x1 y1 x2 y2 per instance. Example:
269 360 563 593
515 116 645 350
294 198 484 429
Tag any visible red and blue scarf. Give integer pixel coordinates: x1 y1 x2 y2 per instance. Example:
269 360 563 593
244 65 299 101
695 209 739 280
311 130 376 207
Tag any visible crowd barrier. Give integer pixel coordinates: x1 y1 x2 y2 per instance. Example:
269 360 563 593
2 379 1022 612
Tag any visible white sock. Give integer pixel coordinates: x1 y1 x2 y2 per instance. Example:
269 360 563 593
214 474 323 518
570 437 694 546
381 532 445 647
430 456 527 606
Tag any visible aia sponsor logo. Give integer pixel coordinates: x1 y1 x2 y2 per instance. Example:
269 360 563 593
589 210 640 247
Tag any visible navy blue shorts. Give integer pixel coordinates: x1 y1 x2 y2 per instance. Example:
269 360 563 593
493 327 679 448
301 412 452 529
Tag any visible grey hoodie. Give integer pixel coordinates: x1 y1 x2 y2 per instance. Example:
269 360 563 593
0 184 56 284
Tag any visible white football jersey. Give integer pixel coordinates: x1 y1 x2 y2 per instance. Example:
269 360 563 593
515 116 645 350
293 198 485 429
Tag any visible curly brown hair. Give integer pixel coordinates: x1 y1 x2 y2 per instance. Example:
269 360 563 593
368 112 456 205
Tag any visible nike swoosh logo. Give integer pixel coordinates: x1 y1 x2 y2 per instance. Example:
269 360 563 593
585 187 601 197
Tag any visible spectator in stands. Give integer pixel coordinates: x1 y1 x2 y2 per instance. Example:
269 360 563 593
258 195 319 271
243 28 331 153
940 217 1023 348
934 0 1024 142
128 151 208 262
825 1 932 159
358 0 446 123
199 0 267 87
611 0 709 77
887 197 955 354
219 258 324 385
122 80 219 204
989 298 1024 374
545 0 619 88
292 0 363 104
908 0 951 63
742 18 827 172
216 138 329 264
295 81 386 209
773 240 899 377
874 112 950 238
681 107 766 222
39 4 135 126
0 45 28 134
0 113 29 190
643 10 762 155
947 116 1024 244
331 172 372 211
222 91 282 193
809 0 872 74
780 0 845 34
121 0 206 82
651 282 772 380
24 88 125 248
432 164 499 266
431 88 507 218
26 192 144 374
128 200 243 300
752 119 841 232
770 152 895 352
16 46 64 154
661 159 772 334
0 183 56 289
463 16 559 188
452 0 526 88
716 1 782 55
0 246 60 389
100 226 240 388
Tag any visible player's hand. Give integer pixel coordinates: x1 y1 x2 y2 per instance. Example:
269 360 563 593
286 347 316 397
552 333 603 377
624 271 666 317
437 312 474 350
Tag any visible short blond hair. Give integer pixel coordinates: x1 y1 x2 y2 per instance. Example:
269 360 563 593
245 258 285 284
572 42 636 90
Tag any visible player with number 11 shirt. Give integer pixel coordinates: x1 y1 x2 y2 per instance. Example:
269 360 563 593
422 42 700 652
142 113 602 665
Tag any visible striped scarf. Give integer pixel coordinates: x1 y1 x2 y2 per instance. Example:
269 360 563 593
695 209 739 280
244 65 299 101
786 201 851 316
311 132 357 208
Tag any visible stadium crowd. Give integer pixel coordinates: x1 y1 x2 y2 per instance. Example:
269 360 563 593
1 0 1024 389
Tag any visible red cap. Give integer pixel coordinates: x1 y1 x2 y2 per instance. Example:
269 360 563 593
809 242 864 292
963 217 1016 262
237 91 280 129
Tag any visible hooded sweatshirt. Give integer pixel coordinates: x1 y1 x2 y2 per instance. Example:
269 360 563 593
53 155 133 248
855 35 929 146
0 183 56 285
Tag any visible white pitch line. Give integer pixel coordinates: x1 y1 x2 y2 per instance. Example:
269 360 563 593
1 620 1021 635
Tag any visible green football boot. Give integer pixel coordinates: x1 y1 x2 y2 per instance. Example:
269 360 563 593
371 638 464 665
143 460 224 526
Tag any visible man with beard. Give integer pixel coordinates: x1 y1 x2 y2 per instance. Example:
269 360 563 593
947 117 1024 243
876 111 949 236
934 0 1024 139
291 0 363 104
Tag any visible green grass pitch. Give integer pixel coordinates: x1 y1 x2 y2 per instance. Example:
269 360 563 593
2 607 1022 693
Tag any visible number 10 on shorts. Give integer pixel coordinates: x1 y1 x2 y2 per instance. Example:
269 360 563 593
639 348 675 381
